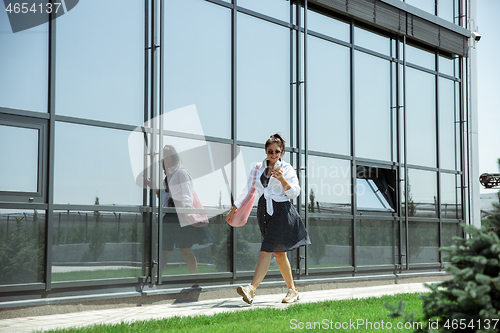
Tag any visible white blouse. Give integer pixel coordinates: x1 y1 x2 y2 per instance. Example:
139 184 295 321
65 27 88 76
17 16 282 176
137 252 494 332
162 164 194 209
234 159 300 216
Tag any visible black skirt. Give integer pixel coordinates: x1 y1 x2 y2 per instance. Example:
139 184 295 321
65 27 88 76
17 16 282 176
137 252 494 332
256 172 311 252
162 213 216 251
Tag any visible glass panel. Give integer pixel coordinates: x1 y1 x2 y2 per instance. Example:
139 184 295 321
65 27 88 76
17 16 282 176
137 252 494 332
308 218 352 267
442 222 461 248
438 78 457 170
161 212 224 276
308 36 350 155
52 210 144 282
291 30 305 149
160 136 233 210
156 137 231 276
163 0 231 139
406 68 436 168
356 219 399 266
55 0 144 125
408 221 439 263
0 125 38 192
306 156 351 215
406 44 435 70
307 9 349 42
0 209 45 285
355 51 391 161
455 82 461 171
357 179 393 211
439 54 455 77
391 62 398 162
354 26 391 56
441 173 461 219
235 215 261 271
237 0 289 23
0 12 48 112
438 0 455 23
407 169 438 217
237 13 290 144
208 218 231 273
399 64 405 163
356 166 396 212
401 221 407 267
54 123 143 206
405 0 436 16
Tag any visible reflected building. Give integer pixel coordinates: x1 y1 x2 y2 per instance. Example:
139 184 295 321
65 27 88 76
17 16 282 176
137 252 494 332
0 0 480 307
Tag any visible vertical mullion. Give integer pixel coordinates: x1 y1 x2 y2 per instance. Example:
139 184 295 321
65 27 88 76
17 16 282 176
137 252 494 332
350 20 356 273
459 59 466 223
403 35 409 270
157 0 165 285
289 3 294 151
303 0 308 277
231 0 237 280
436 52 442 266
45 2 56 292
149 0 159 285
395 39 403 273
295 0 302 275
142 0 151 279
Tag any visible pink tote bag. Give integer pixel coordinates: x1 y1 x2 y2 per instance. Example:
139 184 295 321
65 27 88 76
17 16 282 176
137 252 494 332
228 163 260 227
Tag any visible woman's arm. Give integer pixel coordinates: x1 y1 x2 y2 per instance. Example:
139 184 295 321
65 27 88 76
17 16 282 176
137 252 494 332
233 163 261 208
273 164 300 199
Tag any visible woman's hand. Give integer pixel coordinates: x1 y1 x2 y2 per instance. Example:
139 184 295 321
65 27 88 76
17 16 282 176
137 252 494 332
272 169 291 191
271 168 284 180
225 206 237 223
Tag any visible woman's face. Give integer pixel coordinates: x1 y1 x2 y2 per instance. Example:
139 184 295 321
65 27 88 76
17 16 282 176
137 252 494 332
265 143 282 164
163 156 173 171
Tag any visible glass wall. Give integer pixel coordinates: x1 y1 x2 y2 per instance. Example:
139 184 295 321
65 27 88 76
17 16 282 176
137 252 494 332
408 221 439 263
51 210 144 282
0 0 467 300
0 125 39 192
0 210 46 285
307 218 352 268
356 219 399 266
163 0 231 139
237 12 290 144
55 0 144 125
307 36 350 155
54 123 143 206
406 67 437 168
354 51 392 161
0 10 48 113
402 0 461 25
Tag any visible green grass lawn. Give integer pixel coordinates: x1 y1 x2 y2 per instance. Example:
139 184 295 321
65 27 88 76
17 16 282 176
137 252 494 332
41 293 427 333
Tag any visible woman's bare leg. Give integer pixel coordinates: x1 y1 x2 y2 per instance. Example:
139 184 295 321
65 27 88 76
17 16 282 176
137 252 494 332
250 251 273 289
274 252 295 290
180 248 198 274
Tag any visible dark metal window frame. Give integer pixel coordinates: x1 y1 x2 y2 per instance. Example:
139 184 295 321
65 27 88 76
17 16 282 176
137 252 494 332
0 113 47 204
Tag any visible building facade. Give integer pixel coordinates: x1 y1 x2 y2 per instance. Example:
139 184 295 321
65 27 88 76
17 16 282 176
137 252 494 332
0 0 480 307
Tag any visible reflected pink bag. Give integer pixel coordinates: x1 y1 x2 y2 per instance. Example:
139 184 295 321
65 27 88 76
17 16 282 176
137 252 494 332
179 191 209 228
190 191 209 227
228 164 260 227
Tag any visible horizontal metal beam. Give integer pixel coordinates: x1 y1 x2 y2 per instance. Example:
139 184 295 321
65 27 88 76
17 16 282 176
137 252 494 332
309 0 470 57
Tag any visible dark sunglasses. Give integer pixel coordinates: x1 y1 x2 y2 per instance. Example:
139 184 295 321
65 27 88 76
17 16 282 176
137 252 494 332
267 150 282 155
